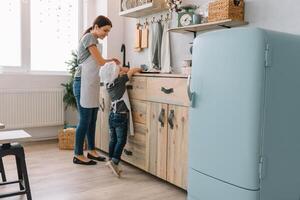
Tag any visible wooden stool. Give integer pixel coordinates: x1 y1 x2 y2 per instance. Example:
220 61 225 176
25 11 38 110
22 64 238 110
0 124 5 182
0 130 32 200
0 157 6 182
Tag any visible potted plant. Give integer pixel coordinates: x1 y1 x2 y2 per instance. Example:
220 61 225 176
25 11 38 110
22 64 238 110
59 51 79 146
61 50 78 110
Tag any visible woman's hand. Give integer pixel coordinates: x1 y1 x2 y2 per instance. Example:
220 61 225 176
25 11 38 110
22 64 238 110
111 58 120 65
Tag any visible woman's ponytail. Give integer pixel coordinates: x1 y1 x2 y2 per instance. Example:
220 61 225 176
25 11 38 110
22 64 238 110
82 16 112 37
83 26 93 36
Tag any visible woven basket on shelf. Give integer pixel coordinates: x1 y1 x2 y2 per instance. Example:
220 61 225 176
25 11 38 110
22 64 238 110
58 128 87 150
208 0 244 22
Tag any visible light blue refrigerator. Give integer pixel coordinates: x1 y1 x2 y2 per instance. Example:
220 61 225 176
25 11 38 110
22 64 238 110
188 27 300 200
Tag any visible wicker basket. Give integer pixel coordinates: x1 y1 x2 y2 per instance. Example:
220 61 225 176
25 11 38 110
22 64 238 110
208 0 244 22
58 128 87 150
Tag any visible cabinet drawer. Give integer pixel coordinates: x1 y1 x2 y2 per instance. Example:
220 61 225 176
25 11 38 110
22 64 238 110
146 77 189 106
122 123 147 170
130 100 147 125
128 77 147 100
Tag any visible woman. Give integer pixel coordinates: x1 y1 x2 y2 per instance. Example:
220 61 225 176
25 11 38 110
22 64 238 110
73 15 120 165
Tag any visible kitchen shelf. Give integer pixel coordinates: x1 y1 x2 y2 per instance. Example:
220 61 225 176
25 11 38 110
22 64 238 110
168 19 248 34
119 0 168 18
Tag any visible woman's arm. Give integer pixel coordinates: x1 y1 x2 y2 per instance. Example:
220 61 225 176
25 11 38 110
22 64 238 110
88 45 120 67
88 45 106 66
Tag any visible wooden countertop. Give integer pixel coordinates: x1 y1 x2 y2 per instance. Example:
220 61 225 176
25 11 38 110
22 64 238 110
134 73 188 78
100 73 188 86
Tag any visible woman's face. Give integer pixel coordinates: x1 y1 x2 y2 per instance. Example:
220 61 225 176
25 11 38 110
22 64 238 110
94 25 111 39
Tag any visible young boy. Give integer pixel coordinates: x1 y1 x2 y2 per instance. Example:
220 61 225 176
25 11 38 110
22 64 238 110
99 62 142 177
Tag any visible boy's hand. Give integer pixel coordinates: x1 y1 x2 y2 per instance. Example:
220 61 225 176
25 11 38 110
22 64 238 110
120 67 129 73
129 67 142 73
127 67 142 79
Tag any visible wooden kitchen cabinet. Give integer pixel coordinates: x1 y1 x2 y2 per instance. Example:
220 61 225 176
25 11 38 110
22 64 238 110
148 102 189 189
148 102 168 179
95 84 110 152
122 99 149 170
96 74 189 189
166 105 189 190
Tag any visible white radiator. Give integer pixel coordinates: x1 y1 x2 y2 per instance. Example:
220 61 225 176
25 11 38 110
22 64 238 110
0 88 64 129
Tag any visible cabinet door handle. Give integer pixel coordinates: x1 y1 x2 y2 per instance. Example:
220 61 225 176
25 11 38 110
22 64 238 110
161 87 174 94
99 98 105 112
124 149 133 156
126 85 133 90
168 110 175 129
158 108 165 127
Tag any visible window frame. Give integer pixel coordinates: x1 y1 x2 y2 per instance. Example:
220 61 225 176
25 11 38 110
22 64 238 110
0 0 83 74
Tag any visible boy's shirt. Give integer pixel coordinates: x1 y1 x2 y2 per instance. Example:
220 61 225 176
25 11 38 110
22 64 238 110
106 74 129 113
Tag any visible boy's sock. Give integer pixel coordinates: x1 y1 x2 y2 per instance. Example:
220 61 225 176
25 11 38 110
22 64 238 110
112 158 123 173
111 158 119 165
107 160 120 177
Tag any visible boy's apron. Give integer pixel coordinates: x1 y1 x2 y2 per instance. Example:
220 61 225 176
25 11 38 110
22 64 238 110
111 90 134 136
80 55 100 108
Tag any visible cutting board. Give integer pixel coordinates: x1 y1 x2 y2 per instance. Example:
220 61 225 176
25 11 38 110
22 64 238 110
141 26 149 49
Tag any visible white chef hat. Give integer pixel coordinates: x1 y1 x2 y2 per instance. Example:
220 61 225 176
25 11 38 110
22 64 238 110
99 62 120 86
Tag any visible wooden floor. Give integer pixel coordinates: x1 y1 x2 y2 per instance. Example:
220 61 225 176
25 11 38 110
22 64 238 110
1 140 187 200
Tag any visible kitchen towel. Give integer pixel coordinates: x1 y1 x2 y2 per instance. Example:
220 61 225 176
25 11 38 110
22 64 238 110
148 23 154 70
149 22 163 70
160 20 171 73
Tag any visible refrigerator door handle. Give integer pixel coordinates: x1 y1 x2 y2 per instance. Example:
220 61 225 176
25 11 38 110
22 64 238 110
187 75 195 106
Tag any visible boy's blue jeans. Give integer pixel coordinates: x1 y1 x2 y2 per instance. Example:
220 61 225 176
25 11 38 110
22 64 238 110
108 112 128 165
73 77 98 156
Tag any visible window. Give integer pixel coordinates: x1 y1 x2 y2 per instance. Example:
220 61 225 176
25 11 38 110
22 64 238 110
0 0 21 67
0 0 82 72
31 0 79 71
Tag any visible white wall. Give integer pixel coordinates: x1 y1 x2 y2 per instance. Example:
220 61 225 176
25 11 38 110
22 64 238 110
122 0 300 72
94 0 125 62
0 73 68 89
0 73 70 140
245 0 300 33
106 1 125 62
89 0 124 62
